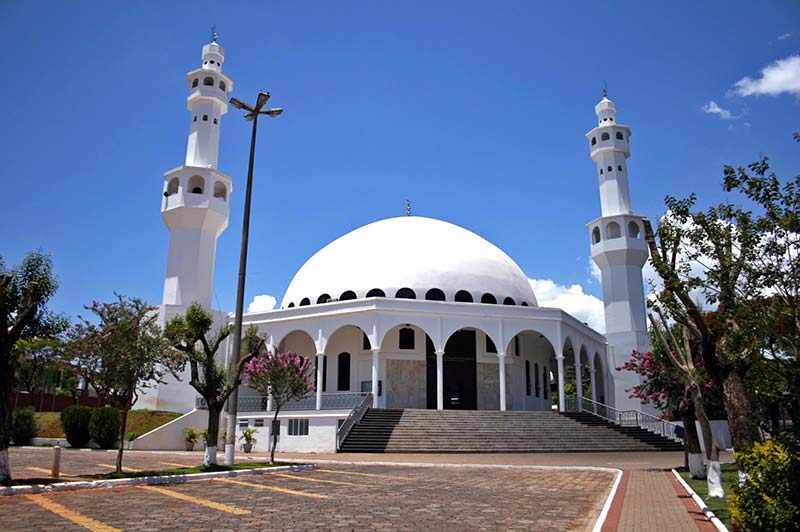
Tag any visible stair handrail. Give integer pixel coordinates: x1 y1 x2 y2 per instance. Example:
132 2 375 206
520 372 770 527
578 397 683 443
336 392 373 450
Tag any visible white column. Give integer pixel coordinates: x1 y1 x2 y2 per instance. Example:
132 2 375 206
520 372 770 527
371 348 380 408
557 355 565 412
589 357 597 407
266 387 274 412
498 352 507 411
315 353 325 410
435 350 444 410
575 355 583 411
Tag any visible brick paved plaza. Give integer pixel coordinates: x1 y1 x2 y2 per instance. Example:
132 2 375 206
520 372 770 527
2 448 727 531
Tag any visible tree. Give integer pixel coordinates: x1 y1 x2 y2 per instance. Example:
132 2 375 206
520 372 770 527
164 303 263 467
63 295 182 474
0 251 61 486
14 336 66 410
243 349 315 464
643 141 799 460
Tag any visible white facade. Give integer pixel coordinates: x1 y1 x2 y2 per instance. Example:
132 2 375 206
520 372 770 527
586 95 651 411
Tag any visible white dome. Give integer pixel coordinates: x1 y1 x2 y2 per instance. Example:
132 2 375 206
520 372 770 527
281 216 537 308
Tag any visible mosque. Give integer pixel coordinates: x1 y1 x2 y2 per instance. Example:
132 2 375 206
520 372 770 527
136 37 653 453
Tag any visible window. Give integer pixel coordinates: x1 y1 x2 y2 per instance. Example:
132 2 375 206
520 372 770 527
617 165 622 171
213 118 218 125
425 288 445 301
485 335 497 353
166 177 179 196
601 132 610 141
314 355 327 392
337 353 351 391
254 419 264 428
203 115 208 121
525 360 531 396
288 419 309 436
592 226 601 244
399 328 415 350
193 116 197 122
616 131 623 140
192 78 199 88
455 290 473 302
188 175 204 194
287 302 295 308
606 221 621 239
591 137 596 146
362 332 371 350
503 297 515 305
535 363 540 397
599 168 603 175
209 60 215 65
340 290 357 301
203 76 214 86
481 293 497 304
316 294 331 304
514 336 520 356
521 302 529 307
395 287 416 299
628 221 641 239
299 297 310 306
213 181 226 201
219 81 226 91
607 165 613 172
366 288 385 297
542 366 548 398
238 419 249 428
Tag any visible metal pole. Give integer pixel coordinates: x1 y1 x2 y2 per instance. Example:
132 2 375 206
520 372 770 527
224 111 260 466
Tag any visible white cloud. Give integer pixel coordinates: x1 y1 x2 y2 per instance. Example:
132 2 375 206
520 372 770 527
247 294 277 313
529 278 605 333
732 55 800 97
589 259 602 284
777 32 792 41
702 100 739 120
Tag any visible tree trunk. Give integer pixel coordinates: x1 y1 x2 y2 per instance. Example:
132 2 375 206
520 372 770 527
0 361 12 486
205 405 221 467
690 384 724 497
270 407 280 465
721 365 761 453
682 408 705 479
115 395 132 474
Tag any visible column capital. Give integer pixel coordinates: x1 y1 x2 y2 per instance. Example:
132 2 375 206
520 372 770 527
434 349 444 356
370 347 380 355
497 351 506 358
316 352 325 358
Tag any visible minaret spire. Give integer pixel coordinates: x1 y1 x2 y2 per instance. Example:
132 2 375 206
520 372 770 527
211 25 218 43
585 95 651 411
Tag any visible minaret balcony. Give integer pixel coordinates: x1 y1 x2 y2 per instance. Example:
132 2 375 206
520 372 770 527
586 214 648 261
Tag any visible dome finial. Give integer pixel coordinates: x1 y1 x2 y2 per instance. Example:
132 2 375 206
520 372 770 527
602 81 607 99
406 198 412 217
211 24 218 43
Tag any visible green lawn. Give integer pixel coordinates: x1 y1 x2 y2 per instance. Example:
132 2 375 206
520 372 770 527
678 462 738 529
87 461 292 480
34 410 182 440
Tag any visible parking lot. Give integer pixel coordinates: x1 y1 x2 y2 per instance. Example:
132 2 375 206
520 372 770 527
3 449 613 531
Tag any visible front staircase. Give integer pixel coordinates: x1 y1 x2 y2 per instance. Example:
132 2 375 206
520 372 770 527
338 408 683 453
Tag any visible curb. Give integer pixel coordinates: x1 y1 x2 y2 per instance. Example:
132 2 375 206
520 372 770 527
671 468 730 532
2 464 315 497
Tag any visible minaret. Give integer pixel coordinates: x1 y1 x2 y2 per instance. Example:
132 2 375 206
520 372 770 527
161 36 234 309
585 93 650 410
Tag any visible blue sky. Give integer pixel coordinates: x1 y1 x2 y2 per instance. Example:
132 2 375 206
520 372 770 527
2 1 799 329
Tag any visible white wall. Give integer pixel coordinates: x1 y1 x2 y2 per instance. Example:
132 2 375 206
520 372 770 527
131 409 211 451
236 412 346 454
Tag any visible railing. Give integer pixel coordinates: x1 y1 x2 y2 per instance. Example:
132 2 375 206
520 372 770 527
336 392 373 450
566 396 683 443
238 392 369 412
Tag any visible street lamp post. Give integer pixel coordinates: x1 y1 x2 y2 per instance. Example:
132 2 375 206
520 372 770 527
224 91 283 465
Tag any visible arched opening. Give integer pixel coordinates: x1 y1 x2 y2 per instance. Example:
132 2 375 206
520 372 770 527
593 352 606 404
219 80 226 91
521 301 529 307
506 330 557 411
339 290 357 301
202 115 208 121
166 177 179 196
213 181 226 201
203 76 214 86
627 221 641 239
616 131 624 140
316 294 331 304
366 288 385 298
337 353 351 391
503 297 515 305
592 226 601 244
188 175 204 194
425 288 445 301
299 298 310 306
617 165 623 171
287 302 295 308
534 362 540 397
395 287 416 299
432 329 479 410
192 78 199 88
600 168 604 175
480 293 497 304
601 132 610 141
591 137 597 146
525 360 531 396
607 165 613 172
606 221 621 239
455 290 473 302
399 328 415 350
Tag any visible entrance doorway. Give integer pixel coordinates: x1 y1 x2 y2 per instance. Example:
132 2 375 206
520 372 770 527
426 330 478 409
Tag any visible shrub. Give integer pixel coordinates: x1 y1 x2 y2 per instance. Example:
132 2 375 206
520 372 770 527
729 438 800 532
60 405 93 447
125 431 140 442
89 407 121 449
11 407 37 445
183 427 199 444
